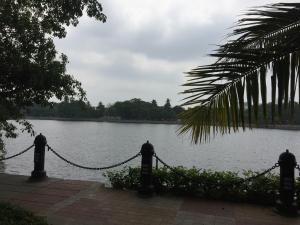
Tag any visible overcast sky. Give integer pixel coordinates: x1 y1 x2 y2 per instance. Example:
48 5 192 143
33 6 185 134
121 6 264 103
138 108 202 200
54 0 297 107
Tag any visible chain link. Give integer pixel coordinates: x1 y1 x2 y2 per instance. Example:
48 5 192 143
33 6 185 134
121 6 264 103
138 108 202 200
47 144 141 170
235 163 279 186
154 154 193 180
155 154 279 187
0 145 34 161
0 141 281 185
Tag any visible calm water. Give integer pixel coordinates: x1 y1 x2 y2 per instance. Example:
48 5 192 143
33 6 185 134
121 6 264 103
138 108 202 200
1 120 300 183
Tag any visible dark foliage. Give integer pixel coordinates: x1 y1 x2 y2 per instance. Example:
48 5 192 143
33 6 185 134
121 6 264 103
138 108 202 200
0 202 49 225
0 0 106 139
104 166 296 206
246 103 300 125
106 98 183 121
181 3 300 143
26 98 185 121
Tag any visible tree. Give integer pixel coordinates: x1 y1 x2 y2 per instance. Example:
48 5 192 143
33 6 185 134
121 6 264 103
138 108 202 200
164 98 171 109
180 3 300 143
173 106 184 117
96 101 105 117
104 98 183 121
151 100 157 107
0 0 106 139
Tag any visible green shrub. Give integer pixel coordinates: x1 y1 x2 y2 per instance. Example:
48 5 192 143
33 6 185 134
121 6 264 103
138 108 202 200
104 166 289 205
105 167 140 189
0 138 4 153
0 202 49 225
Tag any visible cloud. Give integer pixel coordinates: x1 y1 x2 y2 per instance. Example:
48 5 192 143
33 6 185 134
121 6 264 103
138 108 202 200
54 0 297 106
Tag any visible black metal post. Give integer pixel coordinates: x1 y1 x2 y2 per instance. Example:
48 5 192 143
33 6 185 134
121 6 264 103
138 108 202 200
139 141 154 196
275 150 298 215
30 133 47 179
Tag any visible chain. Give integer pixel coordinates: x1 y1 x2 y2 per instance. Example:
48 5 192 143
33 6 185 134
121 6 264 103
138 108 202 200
235 163 279 186
154 154 191 179
0 145 34 161
47 144 141 170
155 153 279 188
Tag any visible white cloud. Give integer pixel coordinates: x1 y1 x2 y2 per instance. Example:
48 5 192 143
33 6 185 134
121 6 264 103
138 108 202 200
54 0 298 106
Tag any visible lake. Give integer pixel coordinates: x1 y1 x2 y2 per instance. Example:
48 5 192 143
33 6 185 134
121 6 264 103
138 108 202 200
1 120 300 183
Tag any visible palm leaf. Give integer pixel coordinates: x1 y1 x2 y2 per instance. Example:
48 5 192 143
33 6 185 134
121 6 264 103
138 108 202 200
181 3 300 143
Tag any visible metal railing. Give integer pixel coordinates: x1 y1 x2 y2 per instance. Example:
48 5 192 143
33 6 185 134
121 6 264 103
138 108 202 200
1 134 299 215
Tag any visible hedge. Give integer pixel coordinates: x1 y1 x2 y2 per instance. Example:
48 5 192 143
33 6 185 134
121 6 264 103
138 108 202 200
104 166 300 205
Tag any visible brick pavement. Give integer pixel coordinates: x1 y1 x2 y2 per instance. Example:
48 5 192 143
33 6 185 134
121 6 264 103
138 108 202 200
0 173 300 225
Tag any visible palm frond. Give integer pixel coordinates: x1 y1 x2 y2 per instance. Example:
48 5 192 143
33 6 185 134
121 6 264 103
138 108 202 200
181 3 300 143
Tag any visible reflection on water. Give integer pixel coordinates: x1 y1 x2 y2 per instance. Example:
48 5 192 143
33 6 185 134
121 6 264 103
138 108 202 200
2 120 300 182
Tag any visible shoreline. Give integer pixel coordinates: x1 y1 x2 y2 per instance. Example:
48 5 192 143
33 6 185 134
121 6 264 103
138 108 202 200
25 116 181 125
255 124 300 131
25 116 300 130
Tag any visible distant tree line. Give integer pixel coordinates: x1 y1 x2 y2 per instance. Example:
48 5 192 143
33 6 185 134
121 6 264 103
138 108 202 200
25 98 300 124
25 98 185 121
245 102 300 125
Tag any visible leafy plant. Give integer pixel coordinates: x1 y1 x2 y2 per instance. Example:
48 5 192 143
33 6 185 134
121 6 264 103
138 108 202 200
0 202 49 225
0 139 4 153
104 167 140 190
0 0 106 139
104 166 288 206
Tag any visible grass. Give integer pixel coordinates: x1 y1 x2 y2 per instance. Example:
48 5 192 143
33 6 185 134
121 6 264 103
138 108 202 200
0 202 49 225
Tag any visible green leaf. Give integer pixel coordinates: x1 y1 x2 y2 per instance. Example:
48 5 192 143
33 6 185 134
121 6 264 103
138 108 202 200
260 66 267 120
180 3 300 143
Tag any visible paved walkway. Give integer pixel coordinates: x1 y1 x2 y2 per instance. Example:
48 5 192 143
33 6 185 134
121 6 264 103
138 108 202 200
0 173 300 225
